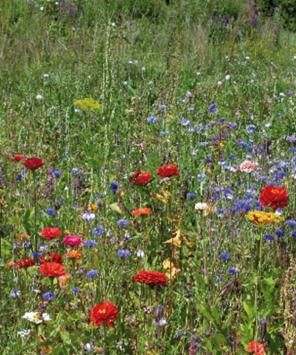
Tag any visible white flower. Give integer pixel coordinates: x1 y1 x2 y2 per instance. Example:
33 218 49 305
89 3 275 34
82 212 95 222
22 312 50 324
35 94 44 100
43 73 49 78
74 108 81 113
195 202 208 210
157 319 167 326
225 74 231 80
217 81 223 86
293 55 296 60
137 249 145 258
17 329 31 338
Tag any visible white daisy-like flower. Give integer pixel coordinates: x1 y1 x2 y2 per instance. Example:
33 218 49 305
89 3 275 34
22 312 51 324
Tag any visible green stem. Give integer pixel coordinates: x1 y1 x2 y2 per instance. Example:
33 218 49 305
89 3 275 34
33 172 38 254
254 233 263 339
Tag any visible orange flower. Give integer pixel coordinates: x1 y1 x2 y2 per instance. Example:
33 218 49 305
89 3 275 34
65 250 81 259
39 262 66 277
248 341 265 355
132 208 152 217
59 273 71 288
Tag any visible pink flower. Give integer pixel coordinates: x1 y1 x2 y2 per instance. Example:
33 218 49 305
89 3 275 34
62 235 83 247
239 160 260 173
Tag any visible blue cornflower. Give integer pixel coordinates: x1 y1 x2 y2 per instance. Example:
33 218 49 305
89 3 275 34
246 124 256 134
229 267 238 276
71 167 80 175
264 234 274 241
228 122 237 129
83 240 97 248
22 241 32 249
197 172 206 181
291 230 296 238
232 199 251 214
54 170 61 178
92 225 104 237
186 192 196 200
110 180 118 193
219 252 231 262
42 291 54 302
10 289 21 298
117 249 131 258
275 229 285 238
224 188 234 200
217 118 226 123
72 287 79 295
208 103 217 113
159 104 167 110
45 208 56 216
180 118 190 126
160 130 169 136
13 242 19 250
286 220 296 228
39 243 47 252
117 219 128 228
147 116 158 123
86 269 98 279
32 251 42 258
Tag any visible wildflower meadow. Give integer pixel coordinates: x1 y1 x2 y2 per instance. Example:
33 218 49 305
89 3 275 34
0 1 296 354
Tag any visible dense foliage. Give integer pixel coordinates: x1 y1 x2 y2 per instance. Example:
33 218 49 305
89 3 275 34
0 0 295 354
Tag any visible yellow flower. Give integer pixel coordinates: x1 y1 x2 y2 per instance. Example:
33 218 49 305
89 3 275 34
164 229 182 248
163 259 181 279
73 98 101 111
245 210 284 225
87 203 98 211
153 189 171 204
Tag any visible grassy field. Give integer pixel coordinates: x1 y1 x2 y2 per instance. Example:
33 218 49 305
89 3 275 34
0 0 296 354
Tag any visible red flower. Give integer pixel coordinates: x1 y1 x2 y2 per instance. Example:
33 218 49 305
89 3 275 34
24 157 44 170
259 185 288 210
90 300 118 327
132 208 152 217
131 169 152 186
15 258 36 270
40 227 62 240
157 164 179 177
248 341 265 355
8 154 24 162
39 253 63 264
132 270 167 287
39 262 66 277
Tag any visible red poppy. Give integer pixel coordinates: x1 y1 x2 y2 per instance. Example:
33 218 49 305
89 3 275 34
132 208 152 217
132 270 167 287
157 164 179 177
40 227 62 240
131 169 152 186
24 157 44 170
259 185 288 210
8 154 24 162
90 300 118 327
39 262 66 277
15 258 36 269
39 253 63 264
248 341 265 355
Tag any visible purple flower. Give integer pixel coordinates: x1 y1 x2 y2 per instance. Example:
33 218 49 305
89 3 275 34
83 240 97 248
147 116 158 123
117 249 131 258
186 192 196 200
92 224 104 237
10 289 21 298
208 103 217 113
86 269 98 279
110 180 118 193
117 219 128 228
42 291 54 301
219 252 230 262
264 234 274 241
180 118 190 126
246 124 256 134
